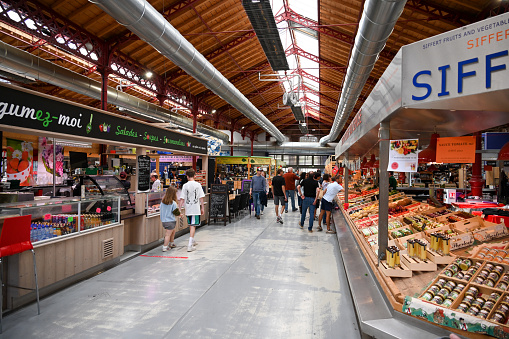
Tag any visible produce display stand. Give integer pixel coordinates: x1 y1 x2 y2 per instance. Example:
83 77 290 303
333 13 509 338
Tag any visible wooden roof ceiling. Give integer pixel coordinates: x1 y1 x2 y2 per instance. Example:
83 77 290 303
0 0 506 141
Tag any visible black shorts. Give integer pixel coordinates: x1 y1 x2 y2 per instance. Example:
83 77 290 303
315 199 320 208
321 198 333 211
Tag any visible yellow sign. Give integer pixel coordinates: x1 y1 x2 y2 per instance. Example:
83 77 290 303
436 136 476 164
216 156 249 165
249 157 272 165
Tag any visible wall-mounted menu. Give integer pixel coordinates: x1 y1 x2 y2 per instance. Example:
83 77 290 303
137 155 151 192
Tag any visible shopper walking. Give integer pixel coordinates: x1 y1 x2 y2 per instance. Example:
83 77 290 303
318 173 332 229
297 171 307 213
298 171 320 232
260 171 269 215
283 167 300 213
313 172 322 221
179 169 205 252
318 175 344 234
160 186 179 251
250 168 266 219
271 169 287 224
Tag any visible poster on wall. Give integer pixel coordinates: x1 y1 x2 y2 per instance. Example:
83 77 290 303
36 137 65 185
436 136 476 164
6 138 34 186
388 139 418 172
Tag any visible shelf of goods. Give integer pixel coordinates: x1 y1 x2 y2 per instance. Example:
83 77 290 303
194 170 207 186
340 188 509 338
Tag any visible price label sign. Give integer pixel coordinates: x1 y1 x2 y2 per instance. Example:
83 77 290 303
96 208 101 213
68 216 73 222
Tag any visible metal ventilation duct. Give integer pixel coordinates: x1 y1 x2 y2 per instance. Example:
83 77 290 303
291 104 305 121
225 142 336 155
0 40 230 143
90 0 286 145
298 123 308 134
319 0 407 146
242 0 289 71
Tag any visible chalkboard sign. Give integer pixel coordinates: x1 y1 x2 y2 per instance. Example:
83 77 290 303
241 180 251 193
226 181 235 192
137 155 151 192
211 184 228 193
208 186 229 225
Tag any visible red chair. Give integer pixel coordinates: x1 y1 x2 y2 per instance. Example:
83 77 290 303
0 215 40 333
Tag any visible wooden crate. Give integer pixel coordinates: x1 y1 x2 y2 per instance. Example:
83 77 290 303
426 249 456 265
379 260 412 278
401 251 437 271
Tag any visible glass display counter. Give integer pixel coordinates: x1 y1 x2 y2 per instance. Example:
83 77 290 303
74 175 132 210
146 191 164 216
0 195 121 244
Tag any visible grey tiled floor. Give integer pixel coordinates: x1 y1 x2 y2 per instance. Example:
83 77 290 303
2 204 361 339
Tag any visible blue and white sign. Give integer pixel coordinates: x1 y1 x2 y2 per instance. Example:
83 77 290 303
402 12 509 109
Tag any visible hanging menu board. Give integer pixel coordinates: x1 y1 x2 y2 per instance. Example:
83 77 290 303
209 184 228 226
226 181 235 193
137 155 151 192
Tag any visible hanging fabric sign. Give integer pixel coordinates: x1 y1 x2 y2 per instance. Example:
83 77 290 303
436 136 476 163
388 139 418 172
6 138 34 186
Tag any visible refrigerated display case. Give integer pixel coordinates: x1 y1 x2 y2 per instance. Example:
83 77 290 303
73 175 133 210
0 195 121 244
146 191 164 216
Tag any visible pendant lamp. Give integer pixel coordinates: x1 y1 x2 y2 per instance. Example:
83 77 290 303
418 132 440 164
498 141 509 160
360 157 368 169
373 159 379 168
366 154 376 168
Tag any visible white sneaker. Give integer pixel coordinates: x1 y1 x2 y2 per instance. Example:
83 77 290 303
261 211 264 215
162 246 168 252
192 241 198 246
169 243 176 248
187 245 196 252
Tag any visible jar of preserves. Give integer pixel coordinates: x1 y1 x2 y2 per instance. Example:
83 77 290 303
478 309 490 319
504 258 509 265
472 297 486 308
437 288 450 299
482 300 496 311
454 272 464 280
442 298 453 308
436 278 447 287
485 278 496 288
459 259 472 271
485 263 495 271
489 272 501 281
428 285 441 295
432 295 444 304
486 254 496 261
478 269 490 279
494 265 505 276
463 295 475 307
449 290 460 300
465 287 479 298
442 269 453 277
489 292 502 303
448 264 459 273
421 292 434 301
453 283 466 293
494 255 504 263
462 273 473 281
444 281 457 291
492 311 507 324
467 306 480 316
457 303 470 312
501 274 509 283
477 253 487 259
474 276 485 285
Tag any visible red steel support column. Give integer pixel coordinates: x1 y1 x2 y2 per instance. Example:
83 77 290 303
469 132 484 197
251 136 254 156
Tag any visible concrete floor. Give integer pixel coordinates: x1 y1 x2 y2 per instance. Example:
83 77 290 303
2 205 361 339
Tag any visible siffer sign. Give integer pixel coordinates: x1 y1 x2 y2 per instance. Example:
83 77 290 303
342 110 362 145
402 12 509 107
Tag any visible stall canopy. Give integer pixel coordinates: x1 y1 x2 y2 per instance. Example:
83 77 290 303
336 12 509 160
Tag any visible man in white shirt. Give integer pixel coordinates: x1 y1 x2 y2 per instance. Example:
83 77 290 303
318 175 344 234
151 174 162 192
179 169 205 252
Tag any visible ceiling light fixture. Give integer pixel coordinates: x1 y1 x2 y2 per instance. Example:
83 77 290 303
145 71 153 78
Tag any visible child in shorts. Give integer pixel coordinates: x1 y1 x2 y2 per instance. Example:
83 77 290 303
160 186 179 251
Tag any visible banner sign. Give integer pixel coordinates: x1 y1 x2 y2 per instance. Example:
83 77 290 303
0 84 207 154
158 156 193 162
216 157 249 165
36 137 64 185
6 138 34 186
388 139 418 172
436 136 476 163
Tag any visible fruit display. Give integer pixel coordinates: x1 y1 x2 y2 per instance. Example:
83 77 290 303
403 215 445 232
427 210 452 218
388 206 408 215
391 228 413 239
390 139 418 155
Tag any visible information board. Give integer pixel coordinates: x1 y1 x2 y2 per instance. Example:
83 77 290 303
226 181 235 192
137 155 151 192
209 184 229 226
241 180 251 193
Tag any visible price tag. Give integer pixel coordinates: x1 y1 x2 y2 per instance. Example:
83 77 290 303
68 216 73 222
107 206 112 212
96 208 101 213
44 213 51 221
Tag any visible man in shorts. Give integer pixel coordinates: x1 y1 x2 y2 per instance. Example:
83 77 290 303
179 169 205 252
271 169 287 224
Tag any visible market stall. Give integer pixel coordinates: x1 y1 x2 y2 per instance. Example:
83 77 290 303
334 13 509 338
0 83 214 311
